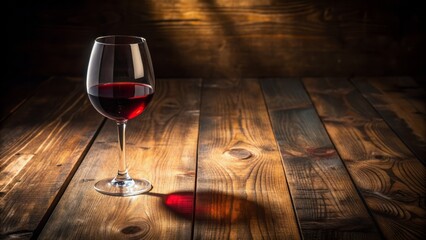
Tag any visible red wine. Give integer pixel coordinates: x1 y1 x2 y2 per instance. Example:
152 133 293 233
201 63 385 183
88 82 154 121
164 192 194 219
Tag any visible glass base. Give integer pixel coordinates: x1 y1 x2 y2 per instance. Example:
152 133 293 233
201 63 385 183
94 178 152 196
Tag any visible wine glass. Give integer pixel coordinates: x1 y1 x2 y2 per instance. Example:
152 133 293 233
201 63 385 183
86 35 155 196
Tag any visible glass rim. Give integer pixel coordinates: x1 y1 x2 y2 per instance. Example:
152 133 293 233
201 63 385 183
95 35 146 45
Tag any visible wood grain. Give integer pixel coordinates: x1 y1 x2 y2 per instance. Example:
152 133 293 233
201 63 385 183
194 78 301 239
39 79 201 239
261 78 381 239
303 78 426 240
0 77 104 239
0 77 46 122
351 77 426 164
8 0 425 78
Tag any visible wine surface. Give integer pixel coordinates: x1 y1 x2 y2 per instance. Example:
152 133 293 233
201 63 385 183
88 82 154 121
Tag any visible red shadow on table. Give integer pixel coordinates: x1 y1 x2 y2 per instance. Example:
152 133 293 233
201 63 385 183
147 191 266 223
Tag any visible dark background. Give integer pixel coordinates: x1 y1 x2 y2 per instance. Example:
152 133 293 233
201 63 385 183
5 0 426 80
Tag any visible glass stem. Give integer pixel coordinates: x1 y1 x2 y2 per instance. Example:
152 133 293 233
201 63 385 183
115 121 132 184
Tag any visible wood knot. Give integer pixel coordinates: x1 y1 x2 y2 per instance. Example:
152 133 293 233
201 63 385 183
226 148 252 160
120 222 150 237
373 154 385 160
121 226 142 234
306 147 336 157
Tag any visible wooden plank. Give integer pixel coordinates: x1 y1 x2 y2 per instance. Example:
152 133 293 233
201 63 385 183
351 77 426 164
194 78 301 239
0 77 45 122
413 76 426 89
303 78 426 240
261 78 381 239
39 79 201 239
0 77 104 239
8 1 425 78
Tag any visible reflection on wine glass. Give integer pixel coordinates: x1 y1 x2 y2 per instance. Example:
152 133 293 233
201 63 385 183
86 35 155 196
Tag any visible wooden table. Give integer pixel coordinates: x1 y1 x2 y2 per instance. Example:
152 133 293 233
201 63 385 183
1 77 425 239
